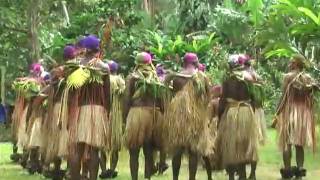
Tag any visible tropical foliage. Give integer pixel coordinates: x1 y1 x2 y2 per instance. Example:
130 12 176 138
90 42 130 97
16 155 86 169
2 0 320 121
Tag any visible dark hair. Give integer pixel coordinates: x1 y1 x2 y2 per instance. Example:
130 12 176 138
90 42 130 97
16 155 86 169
292 54 306 70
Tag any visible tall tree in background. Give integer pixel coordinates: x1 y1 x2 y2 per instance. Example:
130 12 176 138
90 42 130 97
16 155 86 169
28 0 41 62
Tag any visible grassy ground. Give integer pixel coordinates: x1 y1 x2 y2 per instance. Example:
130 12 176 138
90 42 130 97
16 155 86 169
0 129 320 180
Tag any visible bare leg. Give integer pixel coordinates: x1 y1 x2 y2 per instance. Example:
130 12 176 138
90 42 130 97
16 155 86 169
295 145 304 168
129 148 140 180
70 143 84 180
100 150 107 172
203 156 212 180
52 157 65 180
226 165 236 180
295 145 306 178
283 144 292 169
88 147 100 180
110 150 119 173
53 157 62 171
143 142 155 179
238 163 247 180
158 149 168 174
20 148 28 168
188 149 198 180
10 142 20 161
172 147 183 180
249 161 257 179
82 159 89 179
280 144 294 178
28 147 41 174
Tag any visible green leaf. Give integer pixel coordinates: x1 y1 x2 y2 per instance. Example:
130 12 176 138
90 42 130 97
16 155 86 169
298 7 319 25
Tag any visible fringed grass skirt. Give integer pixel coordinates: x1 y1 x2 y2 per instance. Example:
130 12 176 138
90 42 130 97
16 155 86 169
255 108 267 145
28 115 43 148
77 105 109 149
12 97 25 141
277 102 315 151
45 102 62 162
58 128 69 158
165 88 214 156
152 111 164 149
110 96 124 152
216 104 258 167
125 107 162 149
17 103 29 150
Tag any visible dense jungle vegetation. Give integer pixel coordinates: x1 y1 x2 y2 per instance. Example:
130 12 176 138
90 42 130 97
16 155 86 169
1 0 320 122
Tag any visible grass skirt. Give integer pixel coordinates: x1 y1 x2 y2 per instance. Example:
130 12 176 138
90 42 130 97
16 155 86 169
77 105 109 149
125 107 162 149
45 102 62 162
27 107 44 149
152 111 165 149
215 100 258 167
17 103 30 150
255 108 267 145
110 95 124 152
277 101 315 151
165 81 214 156
11 96 25 142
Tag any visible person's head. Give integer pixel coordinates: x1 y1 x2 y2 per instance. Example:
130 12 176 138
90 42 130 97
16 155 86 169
63 45 77 60
82 35 100 57
108 60 119 74
156 64 165 77
30 63 42 76
198 63 206 72
183 53 199 68
135 52 152 65
211 85 222 98
238 54 251 67
289 54 305 71
228 54 240 69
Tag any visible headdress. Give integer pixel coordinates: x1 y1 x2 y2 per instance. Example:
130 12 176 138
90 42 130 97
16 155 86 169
198 63 206 72
30 63 42 74
108 60 119 73
238 54 251 65
183 53 199 64
63 45 76 60
291 54 306 69
82 35 100 51
135 52 152 64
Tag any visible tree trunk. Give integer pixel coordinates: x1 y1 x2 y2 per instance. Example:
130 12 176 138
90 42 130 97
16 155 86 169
61 1 70 26
28 0 41 64
143 0 150 14
0 66 5 104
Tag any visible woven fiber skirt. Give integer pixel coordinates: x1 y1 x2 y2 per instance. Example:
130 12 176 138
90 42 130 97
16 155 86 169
77 105 109 149
216 104 258 167
17 104 30 150
277 102 315 151
152 111 164 149
125 107 161 149
165 87 214 156
28 115 43 148
255 108 267 145
45 102 62 162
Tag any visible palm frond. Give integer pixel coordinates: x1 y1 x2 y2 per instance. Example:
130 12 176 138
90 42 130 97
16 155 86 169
66 67 90 89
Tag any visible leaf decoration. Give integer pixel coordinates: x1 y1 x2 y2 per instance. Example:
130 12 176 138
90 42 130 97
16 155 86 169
66 67 90 89
12 80 41 98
